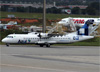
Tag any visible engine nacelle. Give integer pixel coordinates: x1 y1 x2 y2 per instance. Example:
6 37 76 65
41 33 48 38
38 33 48 38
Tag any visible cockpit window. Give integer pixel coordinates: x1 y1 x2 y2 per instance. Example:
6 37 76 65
61 20 66 22
6 36 13 38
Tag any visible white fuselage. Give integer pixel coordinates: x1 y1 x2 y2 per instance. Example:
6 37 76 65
2 32 94 44
58 18 100 27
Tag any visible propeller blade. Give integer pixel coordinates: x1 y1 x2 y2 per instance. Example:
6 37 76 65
38 33 41 39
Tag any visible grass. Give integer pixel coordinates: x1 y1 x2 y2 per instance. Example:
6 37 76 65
0 11 42 19
0 11 99 20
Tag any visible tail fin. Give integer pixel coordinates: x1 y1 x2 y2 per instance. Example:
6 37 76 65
78 19 94 36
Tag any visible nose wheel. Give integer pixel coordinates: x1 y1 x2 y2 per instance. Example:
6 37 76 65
6 43 9 47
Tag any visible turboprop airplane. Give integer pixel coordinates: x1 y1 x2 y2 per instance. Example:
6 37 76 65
2 20 97 47
58 17 100 27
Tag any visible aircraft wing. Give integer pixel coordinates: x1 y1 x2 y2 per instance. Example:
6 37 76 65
38 33 64 38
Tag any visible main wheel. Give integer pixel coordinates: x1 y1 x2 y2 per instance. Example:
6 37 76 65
46 44 50 47
40 45 44 47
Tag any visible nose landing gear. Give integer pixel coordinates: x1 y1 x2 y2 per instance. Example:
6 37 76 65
6 43 9 47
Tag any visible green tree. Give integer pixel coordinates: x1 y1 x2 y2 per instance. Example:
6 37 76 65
1 5 10 11
89 2 99 10
81 9 86 15
16 7 25 12
86 2 100 15
72 7 81 14
37 7 43 13
86 6 96 15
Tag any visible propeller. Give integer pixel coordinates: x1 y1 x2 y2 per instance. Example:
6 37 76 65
38 33 42 41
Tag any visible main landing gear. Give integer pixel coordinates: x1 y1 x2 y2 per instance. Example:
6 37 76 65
46 44 50 47
39 44 50 47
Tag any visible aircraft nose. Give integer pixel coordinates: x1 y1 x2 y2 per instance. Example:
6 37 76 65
2 38 7 43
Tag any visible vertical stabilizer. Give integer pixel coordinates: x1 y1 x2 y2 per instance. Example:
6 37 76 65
78 20 94 36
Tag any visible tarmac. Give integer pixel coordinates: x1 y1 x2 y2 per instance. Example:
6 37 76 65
0 45 100 72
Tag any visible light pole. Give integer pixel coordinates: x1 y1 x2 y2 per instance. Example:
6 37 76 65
43 0 46 33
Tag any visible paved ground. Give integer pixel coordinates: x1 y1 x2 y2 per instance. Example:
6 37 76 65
0 45 100 72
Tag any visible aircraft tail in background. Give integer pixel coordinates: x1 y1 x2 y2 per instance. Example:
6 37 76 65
78 19 94 36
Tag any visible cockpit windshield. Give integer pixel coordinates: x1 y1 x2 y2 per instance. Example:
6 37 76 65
61 20 66 22
6 36 13 38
